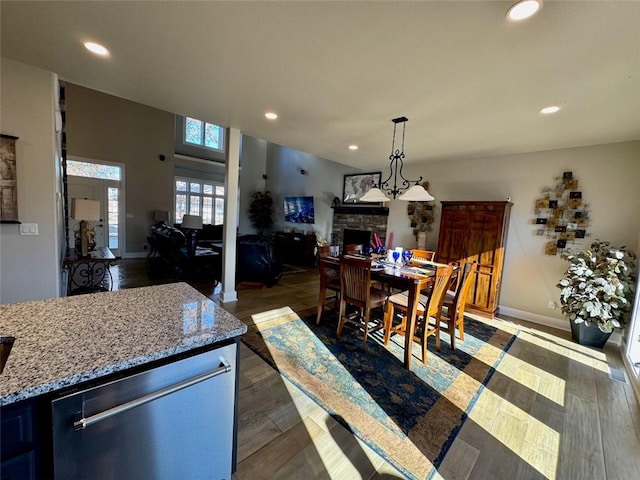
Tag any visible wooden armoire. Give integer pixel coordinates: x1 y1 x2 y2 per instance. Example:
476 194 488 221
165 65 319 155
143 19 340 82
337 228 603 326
435 201 512 316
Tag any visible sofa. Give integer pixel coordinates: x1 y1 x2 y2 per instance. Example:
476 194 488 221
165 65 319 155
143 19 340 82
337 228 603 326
149 223 221 283
236 235 283 287
149 225 282 287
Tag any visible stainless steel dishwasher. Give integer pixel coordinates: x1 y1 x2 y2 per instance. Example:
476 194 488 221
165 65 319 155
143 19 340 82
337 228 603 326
52 343 237 480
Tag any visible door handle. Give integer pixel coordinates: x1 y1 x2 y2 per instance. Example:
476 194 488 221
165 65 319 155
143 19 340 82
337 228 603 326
73 357 231 431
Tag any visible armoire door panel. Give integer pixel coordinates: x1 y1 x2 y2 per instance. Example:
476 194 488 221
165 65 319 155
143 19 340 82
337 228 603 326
436 201 511 316
436 211 467 263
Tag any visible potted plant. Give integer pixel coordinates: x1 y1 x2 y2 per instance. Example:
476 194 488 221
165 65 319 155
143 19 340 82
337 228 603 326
557 240 637 347
248 190 274 237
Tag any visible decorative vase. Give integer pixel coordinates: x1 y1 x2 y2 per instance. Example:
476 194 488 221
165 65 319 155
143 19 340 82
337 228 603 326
569 320 612 348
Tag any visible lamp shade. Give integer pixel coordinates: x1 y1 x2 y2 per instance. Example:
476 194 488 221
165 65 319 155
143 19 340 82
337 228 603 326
181 214 203 230
359 187 390 203
153 210 170 222
397 184 435 202
71 198 101 221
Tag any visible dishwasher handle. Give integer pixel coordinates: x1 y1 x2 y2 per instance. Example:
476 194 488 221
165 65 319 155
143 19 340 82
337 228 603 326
74 356 232 431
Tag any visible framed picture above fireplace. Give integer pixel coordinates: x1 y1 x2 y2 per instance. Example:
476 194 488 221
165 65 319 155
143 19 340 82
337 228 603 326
343 172 381 204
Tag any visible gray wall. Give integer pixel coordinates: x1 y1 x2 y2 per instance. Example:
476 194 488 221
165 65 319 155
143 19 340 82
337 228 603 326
0 58 62 304
66 84 176 256
264 142 360 243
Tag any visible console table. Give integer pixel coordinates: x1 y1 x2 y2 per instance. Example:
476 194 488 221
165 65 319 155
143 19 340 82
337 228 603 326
274 231 316 266
63 247 117 295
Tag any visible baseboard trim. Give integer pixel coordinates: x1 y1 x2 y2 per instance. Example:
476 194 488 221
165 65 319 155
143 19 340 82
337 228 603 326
123 251 147 259
498 305 622 345
498 306 569 331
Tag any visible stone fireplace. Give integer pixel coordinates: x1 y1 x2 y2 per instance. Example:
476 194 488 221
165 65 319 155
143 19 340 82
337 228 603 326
331 205 389 250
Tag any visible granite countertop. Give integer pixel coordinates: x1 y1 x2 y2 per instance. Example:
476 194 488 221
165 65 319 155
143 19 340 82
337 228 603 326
0 283 247 406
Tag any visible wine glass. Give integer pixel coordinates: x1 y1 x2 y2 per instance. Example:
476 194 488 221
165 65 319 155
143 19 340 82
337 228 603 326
392 250 401 268
403 249 413 266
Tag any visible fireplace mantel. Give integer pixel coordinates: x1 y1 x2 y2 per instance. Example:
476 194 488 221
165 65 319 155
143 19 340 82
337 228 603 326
332 205 389 216
331 205 389 247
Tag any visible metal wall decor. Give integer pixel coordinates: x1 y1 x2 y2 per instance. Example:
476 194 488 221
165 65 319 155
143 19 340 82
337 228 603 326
0 134 20 223
406 181 435 236
533 171 590 255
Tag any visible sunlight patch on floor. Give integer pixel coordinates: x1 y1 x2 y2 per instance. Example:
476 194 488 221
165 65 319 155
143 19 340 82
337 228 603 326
251 306 299 325
518 330 609 373
468 386 560 479
473 336 566 407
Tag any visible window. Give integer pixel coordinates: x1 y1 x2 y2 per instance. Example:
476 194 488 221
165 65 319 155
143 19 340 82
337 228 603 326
184 117 224 152
107 187 119 249
67 159 121 180
175 177 224 225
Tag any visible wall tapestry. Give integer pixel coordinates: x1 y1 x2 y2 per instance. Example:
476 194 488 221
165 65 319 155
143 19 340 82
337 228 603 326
407 181 435 249
0 134 19 223
533 171 590 255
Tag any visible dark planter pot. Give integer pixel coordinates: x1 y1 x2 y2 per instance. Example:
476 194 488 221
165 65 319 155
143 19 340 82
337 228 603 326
570 320 612 348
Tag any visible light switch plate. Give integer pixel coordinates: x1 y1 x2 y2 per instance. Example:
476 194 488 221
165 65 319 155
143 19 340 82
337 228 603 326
19 223 38 235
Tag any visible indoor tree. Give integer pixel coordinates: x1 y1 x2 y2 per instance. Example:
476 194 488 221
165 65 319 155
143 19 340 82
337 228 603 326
249 190 274 237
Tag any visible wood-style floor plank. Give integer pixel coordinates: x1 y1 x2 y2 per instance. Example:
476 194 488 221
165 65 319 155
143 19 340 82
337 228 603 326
112 259 640 480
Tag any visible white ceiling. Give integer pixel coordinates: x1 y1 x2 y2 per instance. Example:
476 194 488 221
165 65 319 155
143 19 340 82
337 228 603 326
2 1 639 170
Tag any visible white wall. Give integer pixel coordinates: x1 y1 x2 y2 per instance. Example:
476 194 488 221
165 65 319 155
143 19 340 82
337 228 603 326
0 58 61 303
384 141 640 323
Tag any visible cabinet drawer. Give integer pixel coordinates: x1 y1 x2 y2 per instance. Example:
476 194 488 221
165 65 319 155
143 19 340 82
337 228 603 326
1 451 35 480
0 402 33 458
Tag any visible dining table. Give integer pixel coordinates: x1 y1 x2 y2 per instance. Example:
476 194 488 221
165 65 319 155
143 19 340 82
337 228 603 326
318 255 436 370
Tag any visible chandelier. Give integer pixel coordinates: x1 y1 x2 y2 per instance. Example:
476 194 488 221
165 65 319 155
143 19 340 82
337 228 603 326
359 117 434 202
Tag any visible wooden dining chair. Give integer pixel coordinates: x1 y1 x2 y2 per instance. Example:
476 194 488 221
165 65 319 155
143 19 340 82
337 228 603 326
316 257 341 325
344 243 361 254
411 249 436 263
383 264 453 363
440 261 477 350
336 255 388 348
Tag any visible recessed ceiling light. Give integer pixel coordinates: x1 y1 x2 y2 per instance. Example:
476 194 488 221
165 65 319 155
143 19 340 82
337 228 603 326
507 0 542 21
348 145 359 151
540 105 561 114
265 112 278 120
84 41 110 57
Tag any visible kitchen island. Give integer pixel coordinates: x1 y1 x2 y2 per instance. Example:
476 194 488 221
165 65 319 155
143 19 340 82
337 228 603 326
0 283 247 479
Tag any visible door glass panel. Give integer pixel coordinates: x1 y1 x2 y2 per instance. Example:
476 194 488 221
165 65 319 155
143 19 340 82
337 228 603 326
176 194 187 223
107 187 119 249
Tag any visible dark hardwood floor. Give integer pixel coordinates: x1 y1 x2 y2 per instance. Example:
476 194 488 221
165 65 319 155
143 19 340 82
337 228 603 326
110 258 640 479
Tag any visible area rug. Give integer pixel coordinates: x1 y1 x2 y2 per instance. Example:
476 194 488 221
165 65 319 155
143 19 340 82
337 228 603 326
242 307 518 479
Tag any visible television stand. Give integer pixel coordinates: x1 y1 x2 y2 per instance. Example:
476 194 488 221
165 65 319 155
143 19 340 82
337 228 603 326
274 231 316 266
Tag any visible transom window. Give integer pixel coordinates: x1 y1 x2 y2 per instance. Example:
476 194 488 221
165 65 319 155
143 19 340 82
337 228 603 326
184 117 224 152
175 177 224 225
67 159 121 180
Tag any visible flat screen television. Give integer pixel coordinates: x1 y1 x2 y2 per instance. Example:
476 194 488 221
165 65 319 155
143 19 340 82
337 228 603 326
284 196 315 224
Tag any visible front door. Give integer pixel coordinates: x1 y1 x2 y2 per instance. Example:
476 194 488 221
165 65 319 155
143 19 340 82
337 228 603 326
68 177 122 257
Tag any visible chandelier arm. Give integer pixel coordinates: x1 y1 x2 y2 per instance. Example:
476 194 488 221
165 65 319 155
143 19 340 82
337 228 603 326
376 116 426 199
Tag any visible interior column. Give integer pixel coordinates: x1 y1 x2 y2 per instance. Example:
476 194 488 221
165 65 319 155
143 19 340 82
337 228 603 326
220 127 240 303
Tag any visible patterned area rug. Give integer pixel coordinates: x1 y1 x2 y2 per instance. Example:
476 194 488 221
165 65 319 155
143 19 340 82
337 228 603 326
242 307 518 480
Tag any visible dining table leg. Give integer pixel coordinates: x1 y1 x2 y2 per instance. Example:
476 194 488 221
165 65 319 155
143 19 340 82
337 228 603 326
404 282 421 370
